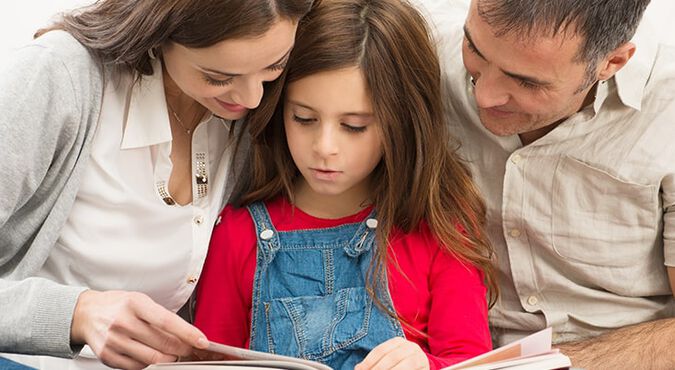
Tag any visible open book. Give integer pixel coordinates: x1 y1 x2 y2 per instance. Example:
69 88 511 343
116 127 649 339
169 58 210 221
144 341 332 370
443 327 571 370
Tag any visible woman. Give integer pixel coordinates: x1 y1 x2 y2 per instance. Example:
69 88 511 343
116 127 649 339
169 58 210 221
0 0 314 369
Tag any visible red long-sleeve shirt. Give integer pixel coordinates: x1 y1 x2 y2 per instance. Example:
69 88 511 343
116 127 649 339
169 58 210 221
195 197 491 368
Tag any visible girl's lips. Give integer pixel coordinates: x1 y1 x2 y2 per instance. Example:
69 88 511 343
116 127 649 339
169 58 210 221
310 168 341 181
216 99 247 113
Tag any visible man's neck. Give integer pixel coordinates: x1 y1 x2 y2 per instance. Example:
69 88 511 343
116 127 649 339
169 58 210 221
518 82 599 146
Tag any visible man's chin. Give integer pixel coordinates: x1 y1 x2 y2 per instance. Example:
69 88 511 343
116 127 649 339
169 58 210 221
478 114 521 137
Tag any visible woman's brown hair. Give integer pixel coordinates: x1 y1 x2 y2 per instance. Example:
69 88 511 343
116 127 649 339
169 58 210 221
37 0 315 144
241 0 498 310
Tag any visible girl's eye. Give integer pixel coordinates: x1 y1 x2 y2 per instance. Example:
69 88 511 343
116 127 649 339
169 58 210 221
342 123 366 133
293 114 315 124
204 75 234 86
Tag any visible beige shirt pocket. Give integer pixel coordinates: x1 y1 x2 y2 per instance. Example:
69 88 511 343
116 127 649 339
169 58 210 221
551 156 660 268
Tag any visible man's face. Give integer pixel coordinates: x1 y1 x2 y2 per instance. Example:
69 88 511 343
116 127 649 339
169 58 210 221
462 0 597 140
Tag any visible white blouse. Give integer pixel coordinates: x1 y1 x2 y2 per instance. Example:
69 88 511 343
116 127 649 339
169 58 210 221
36 60 237 312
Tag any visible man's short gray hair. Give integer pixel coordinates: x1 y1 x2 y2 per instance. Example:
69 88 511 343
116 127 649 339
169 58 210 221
477 0 650 90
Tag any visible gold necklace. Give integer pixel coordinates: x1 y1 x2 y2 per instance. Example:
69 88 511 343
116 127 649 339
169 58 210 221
166 102 193 135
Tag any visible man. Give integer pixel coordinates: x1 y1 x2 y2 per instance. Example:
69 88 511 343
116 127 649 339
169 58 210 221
417 0 675 368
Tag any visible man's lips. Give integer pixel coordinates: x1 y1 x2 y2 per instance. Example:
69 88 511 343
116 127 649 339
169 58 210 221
482 106 515 118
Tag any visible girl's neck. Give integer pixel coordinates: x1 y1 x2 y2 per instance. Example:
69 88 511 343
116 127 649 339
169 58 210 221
292 179 372 219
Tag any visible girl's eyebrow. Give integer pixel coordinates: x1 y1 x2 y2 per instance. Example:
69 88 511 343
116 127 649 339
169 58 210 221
197 47 293 78
287 100 373 118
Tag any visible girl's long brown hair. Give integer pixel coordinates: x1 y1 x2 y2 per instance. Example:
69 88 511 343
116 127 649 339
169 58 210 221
36 0 315 147
239 0 498 309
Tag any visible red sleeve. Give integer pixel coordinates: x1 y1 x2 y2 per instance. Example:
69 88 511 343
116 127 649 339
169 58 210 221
425 238 491 368
194 205 257 348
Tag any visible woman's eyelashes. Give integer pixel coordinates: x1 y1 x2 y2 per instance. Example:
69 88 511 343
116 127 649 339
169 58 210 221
292 114 367 133
268 62 288 72
203 74 234 86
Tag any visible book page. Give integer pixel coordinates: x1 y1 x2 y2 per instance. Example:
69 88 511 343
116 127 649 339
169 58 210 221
445 327 553 369
145 342 332 370
148 359 325 370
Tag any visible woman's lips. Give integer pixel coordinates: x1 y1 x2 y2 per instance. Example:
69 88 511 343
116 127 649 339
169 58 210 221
216 99 247 113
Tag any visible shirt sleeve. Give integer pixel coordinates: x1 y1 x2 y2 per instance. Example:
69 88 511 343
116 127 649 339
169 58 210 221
194 205 257 348
425 232 492 367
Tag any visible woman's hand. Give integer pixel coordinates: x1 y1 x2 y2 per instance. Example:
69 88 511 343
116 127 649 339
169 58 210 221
355 337 430 370
71 290 209 370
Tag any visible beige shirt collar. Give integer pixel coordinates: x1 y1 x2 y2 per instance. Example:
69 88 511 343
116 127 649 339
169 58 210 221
595 20 658 112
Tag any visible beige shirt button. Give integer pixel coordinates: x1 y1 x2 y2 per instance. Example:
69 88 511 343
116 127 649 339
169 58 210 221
511 154 522 164
187 276 198 284
527 295 539 306
194 215 204 225
509 229 522 238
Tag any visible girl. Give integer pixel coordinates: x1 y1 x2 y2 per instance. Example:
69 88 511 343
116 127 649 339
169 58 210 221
195 0 497 369
0 0 313 369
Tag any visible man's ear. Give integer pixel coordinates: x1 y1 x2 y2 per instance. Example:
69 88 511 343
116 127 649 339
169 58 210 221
597 42 636 81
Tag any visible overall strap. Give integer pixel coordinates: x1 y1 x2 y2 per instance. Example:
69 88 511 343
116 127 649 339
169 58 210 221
344 210 378 257
246 201 280 264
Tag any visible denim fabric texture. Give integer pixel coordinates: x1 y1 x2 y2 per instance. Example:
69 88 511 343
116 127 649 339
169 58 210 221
0 357 36 370
247 202 404 369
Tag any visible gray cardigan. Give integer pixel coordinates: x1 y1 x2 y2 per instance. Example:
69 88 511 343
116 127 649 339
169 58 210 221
0 31 250 358
0 31 105 357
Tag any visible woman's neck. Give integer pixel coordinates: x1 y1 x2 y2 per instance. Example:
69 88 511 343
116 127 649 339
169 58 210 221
292 179 372 219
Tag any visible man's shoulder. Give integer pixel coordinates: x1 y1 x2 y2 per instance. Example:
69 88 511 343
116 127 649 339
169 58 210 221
411 0 466 69
649 43 675 95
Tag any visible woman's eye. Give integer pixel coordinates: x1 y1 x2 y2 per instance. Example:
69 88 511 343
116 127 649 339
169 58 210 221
203 75 234 86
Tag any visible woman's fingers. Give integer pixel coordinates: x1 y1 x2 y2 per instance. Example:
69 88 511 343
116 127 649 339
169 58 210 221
72 290 208 369
132 295 209 351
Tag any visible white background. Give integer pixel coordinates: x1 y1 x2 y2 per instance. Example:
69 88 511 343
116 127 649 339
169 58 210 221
0 0 673 58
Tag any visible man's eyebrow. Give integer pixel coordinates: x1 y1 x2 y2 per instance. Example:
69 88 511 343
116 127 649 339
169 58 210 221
464 25 552 87
463 25 486 59
198 47 293 78
502 70 552 87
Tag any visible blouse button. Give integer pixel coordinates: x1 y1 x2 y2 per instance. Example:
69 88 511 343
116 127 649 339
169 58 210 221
194 215 204 225
187 276 198 284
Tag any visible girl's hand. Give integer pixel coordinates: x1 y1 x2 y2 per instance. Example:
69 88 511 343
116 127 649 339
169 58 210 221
71 290 209 370
355 337 430 370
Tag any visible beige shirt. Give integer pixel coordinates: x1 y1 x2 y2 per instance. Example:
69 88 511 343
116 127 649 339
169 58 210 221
418 0 675 346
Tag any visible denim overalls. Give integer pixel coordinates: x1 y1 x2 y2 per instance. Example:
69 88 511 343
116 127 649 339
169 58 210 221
247 202 405 369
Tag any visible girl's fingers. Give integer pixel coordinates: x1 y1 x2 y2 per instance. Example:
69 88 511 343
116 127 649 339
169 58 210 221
356 337 408 369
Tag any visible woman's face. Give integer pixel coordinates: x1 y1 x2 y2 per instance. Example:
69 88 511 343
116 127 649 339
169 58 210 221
162 19 297 120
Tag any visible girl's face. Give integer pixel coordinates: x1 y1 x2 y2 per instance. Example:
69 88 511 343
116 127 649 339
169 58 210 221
162 19 297 120
284 67 383 206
